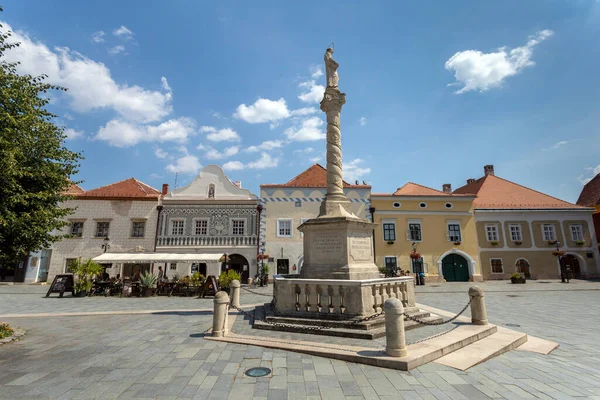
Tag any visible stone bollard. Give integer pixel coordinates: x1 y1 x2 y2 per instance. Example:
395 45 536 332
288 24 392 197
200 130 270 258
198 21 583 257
469 286 488 325
212 291 230 337
384 298 407 357
230 280 241 309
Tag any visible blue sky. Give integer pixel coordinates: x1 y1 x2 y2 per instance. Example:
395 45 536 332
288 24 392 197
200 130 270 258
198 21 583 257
3 1 599 202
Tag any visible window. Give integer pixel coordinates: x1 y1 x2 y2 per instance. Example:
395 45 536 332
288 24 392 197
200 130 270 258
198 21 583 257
277 219 292 237
408 222 422 241
447 224 461 242
232 219 245 235
393 202 401 208
170 263 177 270
383 221 396 241
384 257 398 274
411 257 425 273
490 258 504 274
570 224 584 242
65 258 77 273
485 224 499 242
542 224 556 241
194 219 208 235
131 221 145 238
509 224 522 242
419 202 427 208
70 222 84 238
171 219 184 236
295 200 302 207
445 203 453 209
95 222 109 238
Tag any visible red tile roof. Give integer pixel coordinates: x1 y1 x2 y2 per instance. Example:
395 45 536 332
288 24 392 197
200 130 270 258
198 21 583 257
77 178 161 200
63 183 85 195
454 174 588 209
577 173 600 207
261 164 371 189
372 182 472 197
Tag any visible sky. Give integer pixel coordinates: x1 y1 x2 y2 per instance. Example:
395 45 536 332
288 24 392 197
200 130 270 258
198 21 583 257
2 1 600 203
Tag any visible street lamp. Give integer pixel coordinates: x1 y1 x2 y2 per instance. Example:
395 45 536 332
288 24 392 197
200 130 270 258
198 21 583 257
259 242 266 287
101 237 111 253
554 241 569 283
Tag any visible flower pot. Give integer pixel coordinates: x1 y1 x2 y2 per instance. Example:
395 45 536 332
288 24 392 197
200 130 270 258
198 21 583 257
76 290 87 297
141 287 151 297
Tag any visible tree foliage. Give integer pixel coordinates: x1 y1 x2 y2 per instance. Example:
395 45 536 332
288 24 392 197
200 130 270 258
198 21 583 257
0 8 83 267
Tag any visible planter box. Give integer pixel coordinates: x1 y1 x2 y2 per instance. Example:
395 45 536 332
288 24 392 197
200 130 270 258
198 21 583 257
511 277 526 284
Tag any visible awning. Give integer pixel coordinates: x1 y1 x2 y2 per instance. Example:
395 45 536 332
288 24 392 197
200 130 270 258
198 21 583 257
92 252 226 264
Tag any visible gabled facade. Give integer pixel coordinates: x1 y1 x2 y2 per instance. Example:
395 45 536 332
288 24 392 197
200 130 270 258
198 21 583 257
46 178 162 282
157 165 260 282
455 165 600 280
371 183 481 282
577 173 600 247
260 164 371 275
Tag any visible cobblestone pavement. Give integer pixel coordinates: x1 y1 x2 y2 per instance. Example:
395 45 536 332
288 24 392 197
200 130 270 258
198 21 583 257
1 281 600 399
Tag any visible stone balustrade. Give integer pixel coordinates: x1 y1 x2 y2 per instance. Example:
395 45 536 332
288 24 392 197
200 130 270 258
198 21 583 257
273 276 416 318
157 235 258 247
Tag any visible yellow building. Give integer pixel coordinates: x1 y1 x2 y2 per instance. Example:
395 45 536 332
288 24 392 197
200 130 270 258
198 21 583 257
454 165 600 279
371 183 482 282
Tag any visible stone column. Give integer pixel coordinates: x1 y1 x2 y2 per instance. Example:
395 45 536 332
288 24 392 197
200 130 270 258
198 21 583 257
212 291 230 337
469 286 488 325
384 298 407 357
230 280 241 308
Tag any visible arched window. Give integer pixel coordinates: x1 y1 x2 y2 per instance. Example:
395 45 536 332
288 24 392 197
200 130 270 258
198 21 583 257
208 183 215 199
515 258 531 278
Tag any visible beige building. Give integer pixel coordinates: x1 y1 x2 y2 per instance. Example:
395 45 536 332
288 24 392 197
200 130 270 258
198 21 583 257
260 164 371 275
47 179 162 282
454 165 600 279
372 183 481 282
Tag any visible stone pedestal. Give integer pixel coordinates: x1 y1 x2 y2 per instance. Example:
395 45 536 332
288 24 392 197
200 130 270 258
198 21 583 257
299 216 380 281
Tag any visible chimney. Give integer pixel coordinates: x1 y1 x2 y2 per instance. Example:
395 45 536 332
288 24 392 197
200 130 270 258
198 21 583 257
484 165 495 176
161 183 169 195
442 183 452 194
467 178 476 184
234 181 242 188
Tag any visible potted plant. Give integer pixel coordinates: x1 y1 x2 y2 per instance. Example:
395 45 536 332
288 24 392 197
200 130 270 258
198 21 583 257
510 273 526 284
387 240 395 245
0 322 14 339
490 241 499 246
139 271 157 297
261 264 270 285
547 240 557 245
552 250 566 257
514 240 522 245
576 240 585 246
454 241 461 245
218 269 241 293
409 251 421 260
69 258 103 297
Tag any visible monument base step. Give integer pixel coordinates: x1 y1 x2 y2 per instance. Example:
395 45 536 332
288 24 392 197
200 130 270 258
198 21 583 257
253 305 443 339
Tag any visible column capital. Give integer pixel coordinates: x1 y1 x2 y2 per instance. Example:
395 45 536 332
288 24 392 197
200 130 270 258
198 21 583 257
320 87 346 113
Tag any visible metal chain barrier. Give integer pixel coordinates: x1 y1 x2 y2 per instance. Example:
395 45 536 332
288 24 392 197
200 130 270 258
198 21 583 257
228 301 333 332
406 324 460 345
347 310 385 325
404 298 472 326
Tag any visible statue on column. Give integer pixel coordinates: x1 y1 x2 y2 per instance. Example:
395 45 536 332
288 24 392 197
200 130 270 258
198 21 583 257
324 47 339 88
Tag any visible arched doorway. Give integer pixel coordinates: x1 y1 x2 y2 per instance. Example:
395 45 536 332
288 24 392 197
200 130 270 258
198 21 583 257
441 254 469 282
227 254 250 283
515 259 531 279
561 254 582 279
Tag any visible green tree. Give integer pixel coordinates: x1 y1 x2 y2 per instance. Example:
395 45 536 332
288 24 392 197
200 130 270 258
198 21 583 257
0 8 82 269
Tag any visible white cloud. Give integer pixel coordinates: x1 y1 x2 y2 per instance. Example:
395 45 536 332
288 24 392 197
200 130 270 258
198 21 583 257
309 156 322 163
445 30 553 94
298 80 325 103
113 25 133 38
222 161 245 171
247 152 279 169
542 140 569 151
166 154 202 174
198 144 240 160
150 173 162 179
291 107 318 117
108 45 125 55
578 165 600 185
234 98 290 123
311 66 323 79
284 117 325 141
95 117 195 147
154 148 168 159
246 140 284 152
161 76 171 93
293 147 315 154
64 128 84 140
64 112 74 120
359 117 367 126
204 127 240 142
2 21 172 122
344 158 371 182
91 31 105 43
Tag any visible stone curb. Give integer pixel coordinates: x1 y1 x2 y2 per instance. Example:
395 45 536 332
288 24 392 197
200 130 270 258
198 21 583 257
0 328 26 346
0 303 264 319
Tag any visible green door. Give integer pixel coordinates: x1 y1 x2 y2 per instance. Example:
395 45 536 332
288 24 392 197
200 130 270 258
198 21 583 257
442 254 469 282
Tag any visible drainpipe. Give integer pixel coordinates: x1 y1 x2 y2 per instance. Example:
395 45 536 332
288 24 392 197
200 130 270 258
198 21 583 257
256 204 263 278
154 205 163 252
370 207 376 262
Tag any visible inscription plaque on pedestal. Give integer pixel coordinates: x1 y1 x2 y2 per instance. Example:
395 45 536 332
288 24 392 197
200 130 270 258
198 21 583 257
312 233 344 262
350 236 372 261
